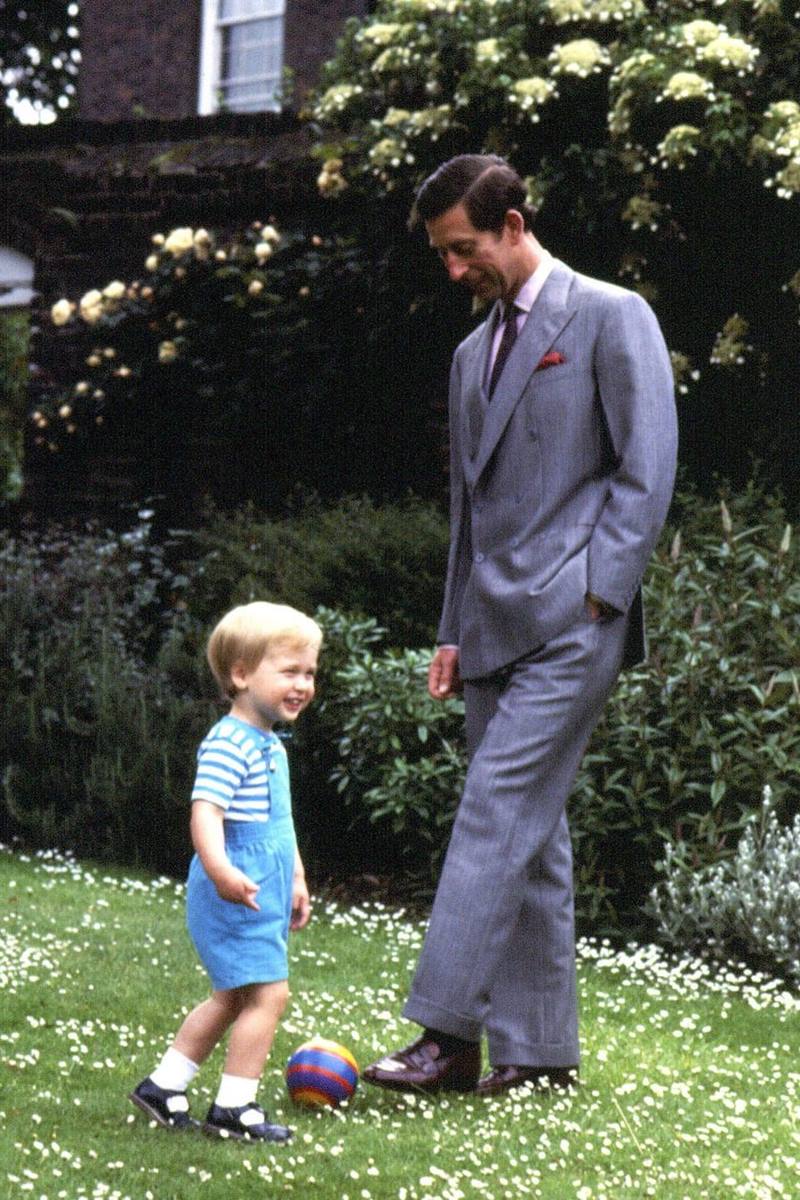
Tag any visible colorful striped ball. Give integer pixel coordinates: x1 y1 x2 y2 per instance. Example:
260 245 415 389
286 1038 359 1108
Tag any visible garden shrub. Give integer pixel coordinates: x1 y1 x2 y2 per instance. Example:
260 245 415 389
328 645 465 876
4 481 800 939
0 515 406 878
571 477 800 932
0 515 217 870
320 478 800 933
33 219 455 512
179 493 449 648
649 786 800 985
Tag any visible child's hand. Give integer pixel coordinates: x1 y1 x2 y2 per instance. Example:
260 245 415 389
214 866 261 910
290 873 311 930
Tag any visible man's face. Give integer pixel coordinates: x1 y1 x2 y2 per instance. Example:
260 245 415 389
425 202 521 302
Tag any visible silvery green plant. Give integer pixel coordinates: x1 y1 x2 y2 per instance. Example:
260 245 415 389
649 785 800 984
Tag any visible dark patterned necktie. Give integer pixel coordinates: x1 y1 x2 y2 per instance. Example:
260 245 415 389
488 303 520 398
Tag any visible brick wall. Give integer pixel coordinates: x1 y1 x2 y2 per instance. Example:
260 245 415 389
285 0 370 104
78 0 203 121
78 0 369 122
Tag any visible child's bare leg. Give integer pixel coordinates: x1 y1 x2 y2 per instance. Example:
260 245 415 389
173 989 244 1065
223 980 289 1078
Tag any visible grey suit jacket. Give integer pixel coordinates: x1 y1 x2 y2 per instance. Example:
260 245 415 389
438 260 678 680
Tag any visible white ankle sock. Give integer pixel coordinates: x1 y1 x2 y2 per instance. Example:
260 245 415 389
215 1073 259 1109
150 1047 200 1093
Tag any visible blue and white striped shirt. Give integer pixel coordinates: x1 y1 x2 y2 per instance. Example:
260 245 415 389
191 717 283 822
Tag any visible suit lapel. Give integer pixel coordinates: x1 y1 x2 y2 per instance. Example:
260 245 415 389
471 263 577 483
462 301 500 467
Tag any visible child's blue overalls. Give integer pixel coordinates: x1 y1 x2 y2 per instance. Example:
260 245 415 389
186 730 297 990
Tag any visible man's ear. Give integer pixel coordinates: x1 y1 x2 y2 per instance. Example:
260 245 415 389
503 209 526 241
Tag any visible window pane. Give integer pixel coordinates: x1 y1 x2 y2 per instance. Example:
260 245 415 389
219 0 283 22
219 15 284 111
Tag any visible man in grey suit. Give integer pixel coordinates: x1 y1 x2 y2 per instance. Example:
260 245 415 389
364 155 678 1097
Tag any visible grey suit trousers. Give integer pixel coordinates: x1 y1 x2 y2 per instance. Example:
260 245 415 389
403 609 629 1067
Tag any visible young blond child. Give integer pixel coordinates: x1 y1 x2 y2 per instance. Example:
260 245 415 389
130 601 322 1142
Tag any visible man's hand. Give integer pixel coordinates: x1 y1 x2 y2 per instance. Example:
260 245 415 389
586 592 618 622
428 645 463 699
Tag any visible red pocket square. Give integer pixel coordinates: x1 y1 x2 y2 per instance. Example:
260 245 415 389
537 351 565 370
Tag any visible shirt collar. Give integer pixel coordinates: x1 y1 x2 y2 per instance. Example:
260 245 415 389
511 250 554 316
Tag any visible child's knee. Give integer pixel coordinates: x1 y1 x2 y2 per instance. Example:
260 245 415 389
273 980 290 1015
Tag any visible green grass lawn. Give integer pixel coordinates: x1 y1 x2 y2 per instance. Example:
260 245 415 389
2 842 799 1200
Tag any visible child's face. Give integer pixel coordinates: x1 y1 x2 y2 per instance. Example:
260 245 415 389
230 642 318 731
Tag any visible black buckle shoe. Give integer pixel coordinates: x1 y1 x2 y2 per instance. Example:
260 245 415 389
129 1077 199 1131
202 1102 292 1143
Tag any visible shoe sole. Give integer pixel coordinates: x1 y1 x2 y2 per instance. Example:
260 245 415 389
363 1074 478 1095
202 1122 292 1143
128 1090 199 1131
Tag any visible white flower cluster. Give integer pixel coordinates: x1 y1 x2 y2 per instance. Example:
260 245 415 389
368 136 408 169
549 38 611 78
314 83 364 121
358 22 405 47
545 0 646 24
660 70 715 103
656 123 702 169
612 49 657 86
371 43 415 74
760 100 800 198
394 0 459 12
698 33 759 73
475 38 504 65
510 76 558 121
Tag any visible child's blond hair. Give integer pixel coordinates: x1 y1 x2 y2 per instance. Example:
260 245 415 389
207 601 323 700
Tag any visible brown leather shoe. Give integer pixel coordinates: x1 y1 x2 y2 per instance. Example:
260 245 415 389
475 1064 579 1097
363 1036 481 1094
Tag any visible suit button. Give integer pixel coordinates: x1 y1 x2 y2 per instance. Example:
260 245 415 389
475 552 485 563
528 429 538 440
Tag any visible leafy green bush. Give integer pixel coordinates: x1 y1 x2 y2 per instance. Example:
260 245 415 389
571 477 800 931
180 494 449 648
0 514 409 879
317 479 800 931
0 516 216 870
648 786 800 984
328 646 465 874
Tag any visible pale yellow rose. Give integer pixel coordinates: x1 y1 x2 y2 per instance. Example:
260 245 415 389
164 227 194 256
248 279 265 296
145 254 160 272
79 290 104 324
260 224 280 245
151 233 166 246
50 298 74 326
102 281 126 301
158 340 179 363
58 404 72 419
254 241 273 262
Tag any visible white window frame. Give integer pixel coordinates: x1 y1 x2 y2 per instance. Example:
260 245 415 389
198 0 286 115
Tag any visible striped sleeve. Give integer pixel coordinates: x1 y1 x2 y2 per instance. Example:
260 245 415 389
191 722 260 810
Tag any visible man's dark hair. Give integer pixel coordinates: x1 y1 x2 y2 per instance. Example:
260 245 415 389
409 154 536 233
